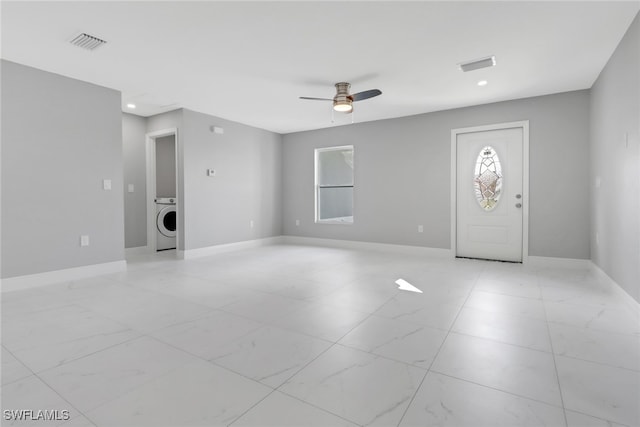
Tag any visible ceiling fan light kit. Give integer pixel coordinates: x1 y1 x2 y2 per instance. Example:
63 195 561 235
333 99 353 113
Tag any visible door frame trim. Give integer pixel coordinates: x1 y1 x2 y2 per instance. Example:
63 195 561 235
145 128 179 253
450 121 530 264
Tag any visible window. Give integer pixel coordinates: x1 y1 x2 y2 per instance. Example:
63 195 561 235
315 146 354 223
474 145 502 211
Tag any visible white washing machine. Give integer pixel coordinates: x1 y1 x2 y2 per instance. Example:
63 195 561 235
155 197 176 251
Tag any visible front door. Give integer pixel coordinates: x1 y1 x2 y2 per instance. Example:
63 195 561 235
456 126 524 262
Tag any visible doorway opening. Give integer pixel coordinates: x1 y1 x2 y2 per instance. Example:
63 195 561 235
145 128 179 254
450 121 529 263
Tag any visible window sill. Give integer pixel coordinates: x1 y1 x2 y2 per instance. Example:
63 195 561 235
316 216 354 225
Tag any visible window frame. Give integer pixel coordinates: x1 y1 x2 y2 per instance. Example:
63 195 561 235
314 145 354 225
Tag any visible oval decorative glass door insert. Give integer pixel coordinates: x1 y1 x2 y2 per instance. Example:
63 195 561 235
474 146 502 211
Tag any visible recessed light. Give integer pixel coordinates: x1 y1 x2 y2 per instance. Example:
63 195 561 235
126 103 136 109
477 80 488 86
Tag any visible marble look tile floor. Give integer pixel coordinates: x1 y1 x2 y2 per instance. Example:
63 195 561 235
1 244 639 427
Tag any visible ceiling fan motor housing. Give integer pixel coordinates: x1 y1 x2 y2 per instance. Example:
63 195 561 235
333 82 353 112
334 82 351 96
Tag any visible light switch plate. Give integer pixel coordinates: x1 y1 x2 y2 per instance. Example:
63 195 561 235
128 184 134 193
103 179 112 190
80 235 90 247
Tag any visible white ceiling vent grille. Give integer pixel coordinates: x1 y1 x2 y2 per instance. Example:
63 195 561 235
459 56 496 72
69 33 107 51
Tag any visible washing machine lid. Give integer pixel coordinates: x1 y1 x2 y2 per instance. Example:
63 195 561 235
157 206 177 238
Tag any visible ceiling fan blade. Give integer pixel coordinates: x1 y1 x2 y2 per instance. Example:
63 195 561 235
351 89 382 102
299 96 333 101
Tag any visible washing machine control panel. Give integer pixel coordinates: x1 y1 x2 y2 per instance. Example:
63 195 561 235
155 197 176 204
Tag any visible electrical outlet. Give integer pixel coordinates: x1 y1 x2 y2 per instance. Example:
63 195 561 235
128 184 134 193
103 179 111 190
418 225 424 233
295 219 300 226
80 235 90 247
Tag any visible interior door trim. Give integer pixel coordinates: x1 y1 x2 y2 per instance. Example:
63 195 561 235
450 121 530 264
145 128 179 254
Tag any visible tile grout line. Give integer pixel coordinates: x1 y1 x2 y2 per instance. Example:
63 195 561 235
253 292 403 426
539 268 570 427
29 368 96 426
141 323 356 426
265 389 365 427
30 333 143 377
40 330 231 425
142 332 276 389
444 329 553 355
563 408 634 427
76 332 281 426
225 341 357 425
395 262 487 427
227 290 407 427
427 370 566 410
1 344 36 387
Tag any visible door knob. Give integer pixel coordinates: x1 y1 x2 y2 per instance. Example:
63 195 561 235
515 203 522 208
515 194 522 199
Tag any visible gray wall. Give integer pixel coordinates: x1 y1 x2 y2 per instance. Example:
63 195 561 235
147 109 183 135
283 90 591 259
181 109 282 250
122 113 147 248
590 13 639 302
1 60 125 278
124 108 283 252
155 135 176 198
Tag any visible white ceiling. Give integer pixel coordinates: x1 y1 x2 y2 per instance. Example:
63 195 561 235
2 1 638 134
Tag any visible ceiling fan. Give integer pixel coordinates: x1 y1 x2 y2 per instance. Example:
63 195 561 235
300 82 382 114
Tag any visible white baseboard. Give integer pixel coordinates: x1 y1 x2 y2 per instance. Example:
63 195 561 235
528 256 638 308
180 235 451 260
527 256 592 269
590 263 639 310
178 236 285 260
281 235 452 257
1 260 127 293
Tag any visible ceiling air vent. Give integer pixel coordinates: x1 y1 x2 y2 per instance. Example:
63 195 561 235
458 55 496 72
69 33 107 51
